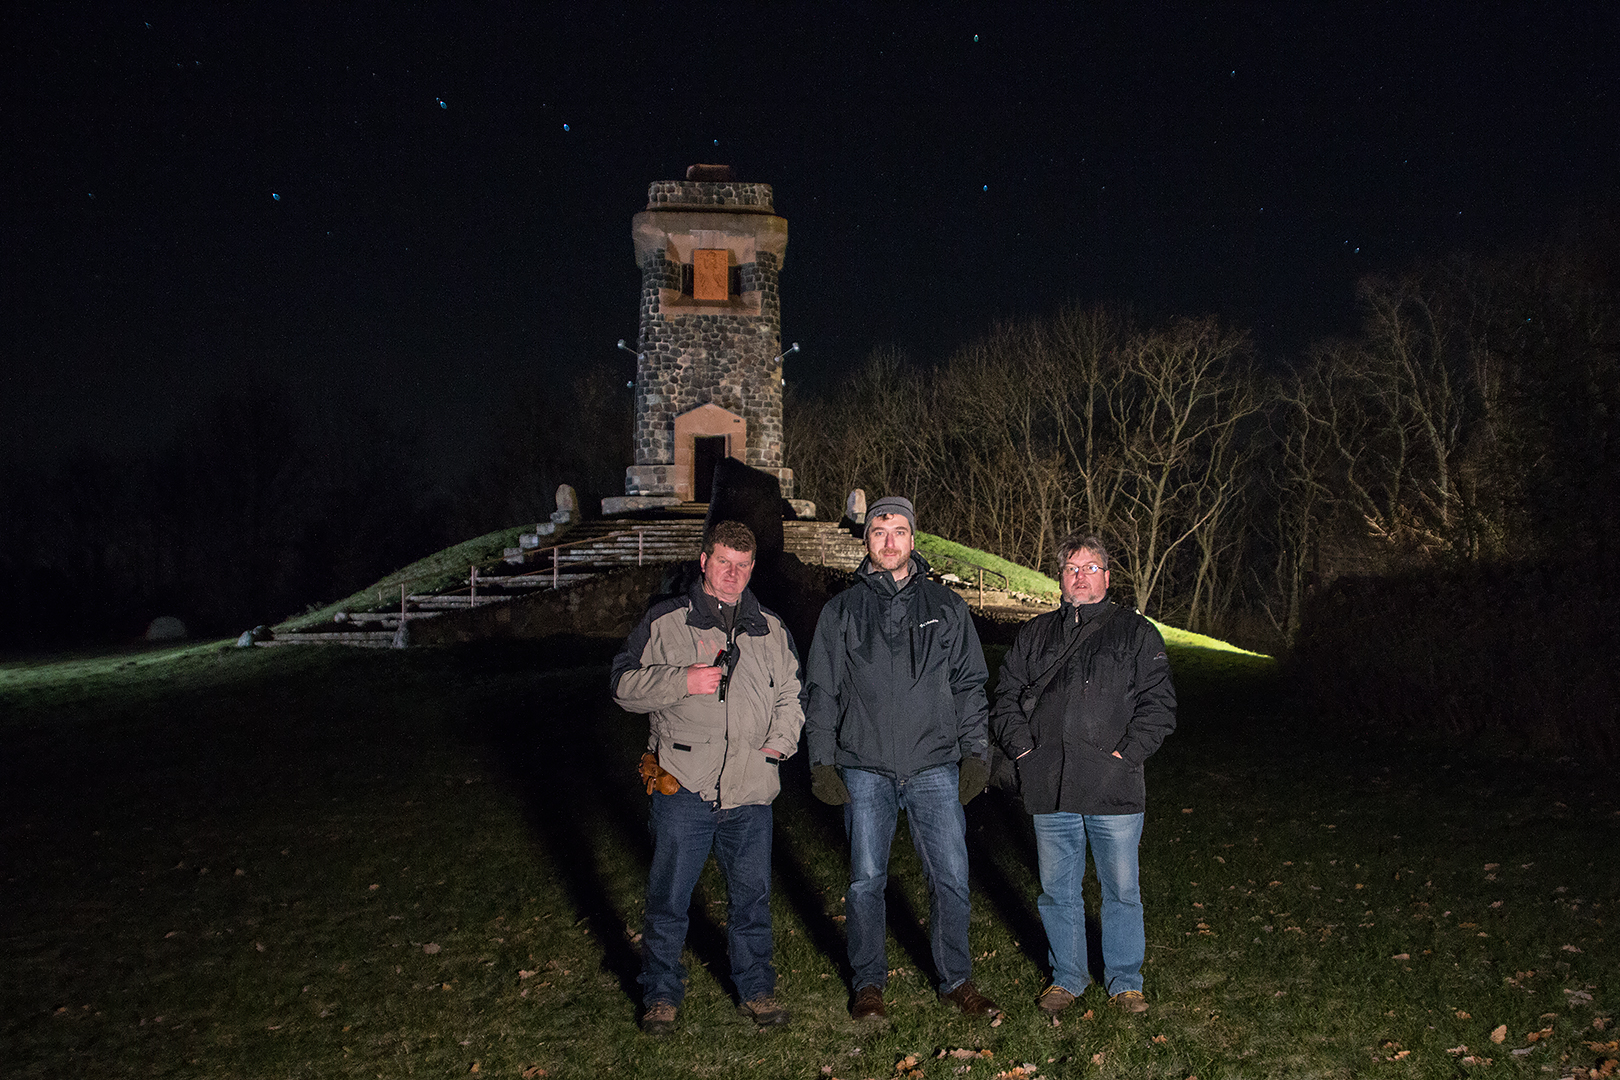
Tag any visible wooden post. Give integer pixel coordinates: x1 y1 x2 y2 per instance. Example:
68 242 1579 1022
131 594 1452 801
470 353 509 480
470 563 477 605
400 583 407 624
978 567 984 610
638 529 645 566
552 547 560 589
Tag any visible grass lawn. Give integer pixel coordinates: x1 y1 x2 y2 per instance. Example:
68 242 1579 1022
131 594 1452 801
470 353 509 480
2 636 1615 1079
915 534 1060 600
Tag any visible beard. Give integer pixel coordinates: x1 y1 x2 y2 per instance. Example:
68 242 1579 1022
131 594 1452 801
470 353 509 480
869 546 910 572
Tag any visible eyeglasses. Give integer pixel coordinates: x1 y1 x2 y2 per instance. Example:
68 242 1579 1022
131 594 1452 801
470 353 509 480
1062 563 1106 577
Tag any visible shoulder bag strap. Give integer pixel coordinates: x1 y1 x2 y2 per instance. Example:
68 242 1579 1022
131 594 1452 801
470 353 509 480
1019 602 1121 712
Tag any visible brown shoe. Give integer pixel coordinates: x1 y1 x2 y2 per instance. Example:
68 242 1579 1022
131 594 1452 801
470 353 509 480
640 1000 678 1035
738 994 791 1027
1036 984 1077 1016
850 985 887 1021
941 979 1002 1017
1110 989 1149 1014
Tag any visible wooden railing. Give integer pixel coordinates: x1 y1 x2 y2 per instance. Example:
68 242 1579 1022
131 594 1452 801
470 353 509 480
365 525 699 622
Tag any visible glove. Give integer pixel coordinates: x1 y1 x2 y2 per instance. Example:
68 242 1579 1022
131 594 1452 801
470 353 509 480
811 764 852 805
958 757 990 805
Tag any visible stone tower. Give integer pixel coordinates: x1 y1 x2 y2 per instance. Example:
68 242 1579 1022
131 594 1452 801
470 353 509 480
605 167 795 513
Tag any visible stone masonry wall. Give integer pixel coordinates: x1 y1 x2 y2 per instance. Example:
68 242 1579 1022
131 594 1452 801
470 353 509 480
646 181 774 211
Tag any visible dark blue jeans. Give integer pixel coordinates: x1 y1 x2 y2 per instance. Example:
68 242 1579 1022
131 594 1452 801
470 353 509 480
841 763 973 994
640 789 776 1007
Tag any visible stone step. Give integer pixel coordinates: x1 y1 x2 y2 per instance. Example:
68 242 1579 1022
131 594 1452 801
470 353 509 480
257 630 399 648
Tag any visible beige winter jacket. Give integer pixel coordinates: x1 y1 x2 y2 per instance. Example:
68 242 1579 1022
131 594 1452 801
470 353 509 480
610 579 804 808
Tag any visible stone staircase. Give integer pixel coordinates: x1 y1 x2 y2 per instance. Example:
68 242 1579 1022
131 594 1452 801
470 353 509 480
257 506 868 647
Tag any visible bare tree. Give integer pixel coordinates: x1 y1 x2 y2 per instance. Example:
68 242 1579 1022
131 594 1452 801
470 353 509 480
1107 317 1260 619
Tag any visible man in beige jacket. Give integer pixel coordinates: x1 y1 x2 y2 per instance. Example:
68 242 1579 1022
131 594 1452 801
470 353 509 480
610 521 805 1035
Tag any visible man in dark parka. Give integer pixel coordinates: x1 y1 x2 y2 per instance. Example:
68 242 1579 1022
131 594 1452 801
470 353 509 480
992 533 1176 1016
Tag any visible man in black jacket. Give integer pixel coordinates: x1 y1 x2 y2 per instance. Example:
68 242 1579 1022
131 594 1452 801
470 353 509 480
991 533 1176 1017
804 496 1001 1022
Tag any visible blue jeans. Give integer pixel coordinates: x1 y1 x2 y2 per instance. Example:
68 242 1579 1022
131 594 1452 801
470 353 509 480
841 764 973 994
641 790 775 1006
1031 811 1145 995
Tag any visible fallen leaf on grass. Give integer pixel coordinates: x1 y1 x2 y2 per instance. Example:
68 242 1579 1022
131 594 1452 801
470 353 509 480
1596 1017 1613 1031
1563 944 1584 953
1392 953 1411 960
1455 1010 1471 1019
939 1048 993 1060
1568 989 1596 1003
1490 1024 1507 1044
1587 1041 1620 1053
1445 1045 1468 1055
1526 1026 1554 1042
1460 1056 1492 1066
1092 1052 1106 1065
1153 1034 1169 1044
521 1068 547 1079
1080 1009 1094 1019
468 1064 479 1073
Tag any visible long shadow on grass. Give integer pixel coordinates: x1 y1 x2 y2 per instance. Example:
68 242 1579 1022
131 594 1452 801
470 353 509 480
967 791 1050 973
471 638 737 1002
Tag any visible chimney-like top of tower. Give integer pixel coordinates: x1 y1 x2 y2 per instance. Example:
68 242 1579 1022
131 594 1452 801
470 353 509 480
646 166 775 213
685 164 733 181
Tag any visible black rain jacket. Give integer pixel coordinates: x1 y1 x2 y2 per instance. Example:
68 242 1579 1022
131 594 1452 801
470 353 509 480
804 553 990 779
991 598 1176 815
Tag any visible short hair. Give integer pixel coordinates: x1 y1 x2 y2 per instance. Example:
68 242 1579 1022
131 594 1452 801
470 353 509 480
704 520 757 557
1056 532 1109 571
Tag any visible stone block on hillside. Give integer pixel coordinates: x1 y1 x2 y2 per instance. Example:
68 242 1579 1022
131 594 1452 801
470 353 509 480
845 488 867 525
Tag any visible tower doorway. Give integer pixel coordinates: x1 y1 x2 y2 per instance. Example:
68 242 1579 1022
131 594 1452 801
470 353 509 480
693 436 728 503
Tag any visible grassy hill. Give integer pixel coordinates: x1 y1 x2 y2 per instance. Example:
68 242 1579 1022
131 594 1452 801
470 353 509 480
278 523 556 632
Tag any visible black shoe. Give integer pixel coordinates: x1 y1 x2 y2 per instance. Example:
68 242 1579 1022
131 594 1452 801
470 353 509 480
941 979 1002 1017
851 985 887 1021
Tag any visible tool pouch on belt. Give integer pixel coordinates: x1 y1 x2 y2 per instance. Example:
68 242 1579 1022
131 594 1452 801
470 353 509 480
638 752 681 796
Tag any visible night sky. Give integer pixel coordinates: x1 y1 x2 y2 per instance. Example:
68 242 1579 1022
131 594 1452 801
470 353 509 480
6 3 1616 477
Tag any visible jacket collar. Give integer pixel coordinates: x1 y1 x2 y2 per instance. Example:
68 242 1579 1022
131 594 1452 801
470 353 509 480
684 577 768 636
855 551 932 596
1061 597 1116 626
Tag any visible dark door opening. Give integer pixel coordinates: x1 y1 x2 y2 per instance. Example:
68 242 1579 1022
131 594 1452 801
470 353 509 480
693 437 727 503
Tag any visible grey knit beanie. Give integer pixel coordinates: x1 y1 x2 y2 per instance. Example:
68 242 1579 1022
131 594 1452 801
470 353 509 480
866 495 916 532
